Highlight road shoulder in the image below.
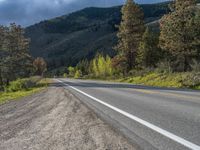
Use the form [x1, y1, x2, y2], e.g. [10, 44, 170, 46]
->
[0, 86, 135, 150]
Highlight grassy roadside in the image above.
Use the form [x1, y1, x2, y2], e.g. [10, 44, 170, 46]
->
[79, 72, 200, 90]
[0, 78, 51, 105]
[116, 72, 200, 90]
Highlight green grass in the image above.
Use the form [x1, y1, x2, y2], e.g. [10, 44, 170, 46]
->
[0, 78, 52, 105]
[0, 88, 44, 105]
[117, 72, 200, 90]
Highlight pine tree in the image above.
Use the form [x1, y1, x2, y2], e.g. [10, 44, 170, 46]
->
[76, 59, 89, 75]
[0, 23, 32, 86]
[159, 0, 200, 72]
[0, 26, 6, 89]
[115, 0, 145, 72]
[137, 27, 162, 68]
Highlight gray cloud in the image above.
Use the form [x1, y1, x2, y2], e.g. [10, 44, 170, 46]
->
[0, 0, 167, 27]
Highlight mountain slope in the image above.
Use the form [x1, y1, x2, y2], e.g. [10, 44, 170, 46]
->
[25, 2, 170, 70]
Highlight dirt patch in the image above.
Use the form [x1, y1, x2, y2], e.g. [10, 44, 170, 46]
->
[0, 86, 135, 150]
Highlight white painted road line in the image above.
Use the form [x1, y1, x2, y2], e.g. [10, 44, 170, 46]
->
[56, 79, 200, 150]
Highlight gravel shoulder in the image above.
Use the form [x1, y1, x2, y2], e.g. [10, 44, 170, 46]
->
[0, 85, 135, 150]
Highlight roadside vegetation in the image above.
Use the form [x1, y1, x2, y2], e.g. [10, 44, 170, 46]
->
[0, 77, 51, 104]
[1, 0, 199, 92]
[0, 24, 48, 104]
[63, 0, 200, 90]
[118, 72, 200, 90]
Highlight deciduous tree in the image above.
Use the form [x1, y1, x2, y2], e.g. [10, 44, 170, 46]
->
[33, 57, 47, 76]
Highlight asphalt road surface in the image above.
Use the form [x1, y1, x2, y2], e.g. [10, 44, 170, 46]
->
[57, 78, 200, 150]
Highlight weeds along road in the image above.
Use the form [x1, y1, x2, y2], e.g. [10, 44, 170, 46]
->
[0, 85, 135, 150]
[57, 78, 200, 150]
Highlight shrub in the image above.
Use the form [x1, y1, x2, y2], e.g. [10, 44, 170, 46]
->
[6, 78, 37, 92]
[90, 54, 113, 77]
[156, 60, 172, 73]
[190, 59, 200, 72]
[68, 66, 76, 77]
[63, 73, 67, 78]
[128, 68, 154, 76]
[182, 72, 200, 88]
[74, 70, 82, 79]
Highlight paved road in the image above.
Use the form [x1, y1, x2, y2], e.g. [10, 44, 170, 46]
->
[57, 78, 200, 150]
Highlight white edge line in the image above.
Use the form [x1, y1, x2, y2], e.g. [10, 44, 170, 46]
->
[56, 79, 200, 150]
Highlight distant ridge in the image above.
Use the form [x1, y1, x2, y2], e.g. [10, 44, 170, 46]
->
[25, 2, 170, 71]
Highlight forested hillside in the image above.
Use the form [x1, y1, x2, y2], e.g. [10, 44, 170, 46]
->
[25, 2, 170, 71]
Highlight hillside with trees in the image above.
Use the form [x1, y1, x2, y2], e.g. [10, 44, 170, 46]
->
[1, 0, 199, 92]
[25, 2, 171, 73]
[66, 0, 200, 89]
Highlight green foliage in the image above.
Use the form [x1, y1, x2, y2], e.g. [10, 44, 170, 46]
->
[74, 70, 82, 79]
[182, 72, 200, 88]
[0, 78, 51, 104]
[68, 66, 76, 77]
[115, 0, 145, 72]
[25, 2, 170, 72]
[90, 54, 113, 78]
[39, 3, 170, 34]
[190, 59, 200, 72]
[0, 88, 43, 105]
[5, 77, 41, 92]
[120, 72, 200, 89]
[137, 27, 163, 68]
[76, 59, 90, 75]
[159, 0, 200, 72]
[156, 60, 172, 74]
[0, 23, 32, 90]
[63, 73, 67, 78]
[105, 55, 113, 76]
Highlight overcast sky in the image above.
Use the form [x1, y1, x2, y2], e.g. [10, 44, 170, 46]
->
[0, 0, 167, 27]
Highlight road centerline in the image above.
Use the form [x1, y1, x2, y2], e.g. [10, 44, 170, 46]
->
[56, 79, 200, 150]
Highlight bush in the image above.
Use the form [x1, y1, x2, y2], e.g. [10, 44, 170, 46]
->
[74, 70, 82, 79]
[182, 72, 200, 88]
[6, 78, 37, 92]
[190, 59, 200, 72]
[90, 54, 113, 78]
[63, 73, 67, 78]
[128, 68, 154, 77]
[156, 60, 172, 73]
[68, 66, 76, 77]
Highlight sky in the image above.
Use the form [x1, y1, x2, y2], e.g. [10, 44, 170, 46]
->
[0, 0, 167, 27]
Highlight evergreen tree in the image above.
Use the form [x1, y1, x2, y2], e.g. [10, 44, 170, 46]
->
[115, 0, 145, 72]
[159, 0, 200, 72]
[76, 59, 89, 75]
[137, 27, 162, 68]
[0, 26, 6, 89]
[0, 23, 32, 86]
